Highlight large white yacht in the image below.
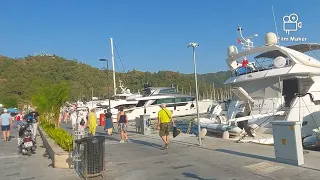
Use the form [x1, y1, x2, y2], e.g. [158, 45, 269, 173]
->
[123, 88, 213, 121]
[196, 26, 320, 144]
[94, 84, 212, 122]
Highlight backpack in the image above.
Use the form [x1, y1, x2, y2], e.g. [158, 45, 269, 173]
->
[80, 118, 85, 126]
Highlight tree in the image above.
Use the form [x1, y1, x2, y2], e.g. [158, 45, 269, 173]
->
[2, 97, 18, 108]
[0, 54, 231, 105]
[32, 82, 70, 128]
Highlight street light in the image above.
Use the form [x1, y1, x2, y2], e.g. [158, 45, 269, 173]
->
[187, 42, 201, 146]
[99, 58, 111, 108]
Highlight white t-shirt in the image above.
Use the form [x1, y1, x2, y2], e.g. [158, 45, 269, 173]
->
[71, 112, 77, 125]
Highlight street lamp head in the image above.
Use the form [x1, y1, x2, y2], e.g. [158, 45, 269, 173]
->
[187, 42, 199, 48]
[99, 58, 108, 62]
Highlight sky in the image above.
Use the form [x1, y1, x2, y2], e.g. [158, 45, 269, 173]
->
[0, 0, 319, 74]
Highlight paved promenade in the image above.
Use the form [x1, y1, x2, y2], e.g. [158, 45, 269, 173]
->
[61, 123, 320, 180]
[0, 128, 78, 180]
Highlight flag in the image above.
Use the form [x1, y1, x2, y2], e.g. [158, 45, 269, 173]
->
[242, 56, 248, 67]
[237, 38, 242, 44]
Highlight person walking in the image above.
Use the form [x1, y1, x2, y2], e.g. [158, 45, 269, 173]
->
[157, 103, 175, 149]
[70, 110, 78, 130]
[117, 107, 129, 143]
[88, 109, 97, 136]
[27, 108, 40, 141]
[15, 111, 23, 129]
[0, 109, 13, 141]
[104, 109, 113, 135]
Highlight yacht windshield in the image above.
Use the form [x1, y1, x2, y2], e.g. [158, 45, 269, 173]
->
[110, 95, 127, 100]
[159, 88, 177, 94]
[142, 88, 152, 96]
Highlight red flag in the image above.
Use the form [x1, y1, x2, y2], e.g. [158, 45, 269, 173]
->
[242, 56, 248, 67]
[237, 38, 242, 44]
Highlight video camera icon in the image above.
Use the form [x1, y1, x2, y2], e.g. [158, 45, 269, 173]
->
[283, 13, 302, 35]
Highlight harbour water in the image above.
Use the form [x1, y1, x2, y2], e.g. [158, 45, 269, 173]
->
[173, 117, 199, 134]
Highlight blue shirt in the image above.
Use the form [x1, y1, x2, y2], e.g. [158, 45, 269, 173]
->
[0, 113, 11, 126]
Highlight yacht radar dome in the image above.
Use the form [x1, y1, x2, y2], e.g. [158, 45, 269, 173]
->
[265, 32, 278, 46]
[227, 45, 238, 57]
[273, 56, 286, 68]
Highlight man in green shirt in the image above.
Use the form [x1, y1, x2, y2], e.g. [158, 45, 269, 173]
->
[157, 103, 175, 149]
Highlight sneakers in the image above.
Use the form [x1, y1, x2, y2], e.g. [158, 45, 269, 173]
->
[120, 139, 130, 143]
[163, 144, 169, 149]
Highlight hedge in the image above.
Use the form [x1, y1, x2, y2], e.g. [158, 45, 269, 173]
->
[41, 122, 73, 152]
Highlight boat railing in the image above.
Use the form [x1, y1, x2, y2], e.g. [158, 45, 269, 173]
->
[233, 57, 292, 77]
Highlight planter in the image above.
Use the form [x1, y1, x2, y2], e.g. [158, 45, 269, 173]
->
[38, 126, 72, 169]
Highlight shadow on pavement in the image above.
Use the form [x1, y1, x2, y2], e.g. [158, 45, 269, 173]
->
[215, 148, 276, 162]
[182, 172, 216, 180]
[130, 139, 163, 150]
[96, 132, 120, 142]
[96, 131, 163, 149]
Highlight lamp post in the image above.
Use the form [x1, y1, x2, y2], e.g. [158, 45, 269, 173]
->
[187, 42, 201, 146]
[99, 59, 111, 108]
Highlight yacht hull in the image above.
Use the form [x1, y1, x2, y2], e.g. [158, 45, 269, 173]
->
[125, 100, 213, 121]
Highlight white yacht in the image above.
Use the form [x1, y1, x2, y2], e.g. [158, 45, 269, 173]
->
[94, 84, 206, 122]
[123, 88, 213, 121]
[196, 26, 320, 144]
[93, 81, 140, 120]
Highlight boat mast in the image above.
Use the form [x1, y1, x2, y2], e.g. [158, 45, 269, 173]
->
[110, 38, 116, 95]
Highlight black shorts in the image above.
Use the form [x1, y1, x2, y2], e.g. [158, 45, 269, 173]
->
[1, 125, 10, 131]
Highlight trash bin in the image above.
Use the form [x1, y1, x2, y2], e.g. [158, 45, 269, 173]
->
[75, 136, 105, 179]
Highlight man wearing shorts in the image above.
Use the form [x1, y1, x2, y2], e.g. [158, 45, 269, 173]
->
[0, 109, 13, 141]
[157, 103, 175, 149]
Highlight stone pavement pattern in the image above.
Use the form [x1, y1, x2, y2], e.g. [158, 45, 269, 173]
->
[4, 122, 318, 180]
[62, 123, 320, 180]
[0, 128, 79, 180]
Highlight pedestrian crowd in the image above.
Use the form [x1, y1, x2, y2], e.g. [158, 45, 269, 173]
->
[1, 102, 178, 149]
[0, 108, 39, 142]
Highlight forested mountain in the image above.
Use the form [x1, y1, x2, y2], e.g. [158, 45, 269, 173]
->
[0, 55, 231, 107]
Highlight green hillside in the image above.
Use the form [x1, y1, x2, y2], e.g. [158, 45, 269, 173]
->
[0, 55, 231, 107]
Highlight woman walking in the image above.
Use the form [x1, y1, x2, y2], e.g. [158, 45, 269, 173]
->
[71, 110, 77, 130]
[88, 109, 97, 136]
[104, 109, 113, 135]
[117, 107, 129, 143]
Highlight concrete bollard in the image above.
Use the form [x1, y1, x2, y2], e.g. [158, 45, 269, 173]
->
[222, 131, 230, 139]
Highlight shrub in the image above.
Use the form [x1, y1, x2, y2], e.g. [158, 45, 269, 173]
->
[41, 122, 73, 152]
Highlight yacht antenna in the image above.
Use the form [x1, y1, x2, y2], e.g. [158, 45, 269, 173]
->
[271, 6, 280, 45]
[237, 25, 258, 51]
